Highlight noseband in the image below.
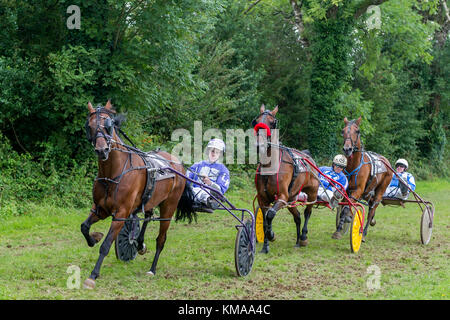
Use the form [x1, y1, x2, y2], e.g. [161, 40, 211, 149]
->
[85, 107, 116, 148]
[251, 111, 278, 137]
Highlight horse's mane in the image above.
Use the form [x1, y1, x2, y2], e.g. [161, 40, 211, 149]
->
[113, 113, 126, 130]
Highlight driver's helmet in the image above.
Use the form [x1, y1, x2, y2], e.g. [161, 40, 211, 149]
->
[206, 138, 226, 153]
[332, 154, 347, 168]
[395, 158, 409, 170]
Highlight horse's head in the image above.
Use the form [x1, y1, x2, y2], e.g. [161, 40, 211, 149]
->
[85, 100, 117, 161]
[251, 104, 278, 149]
[342, 116, 362, 158]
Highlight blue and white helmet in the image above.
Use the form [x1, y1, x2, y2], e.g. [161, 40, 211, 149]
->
[395, 158, 409, 170]
[333, 154, 347, 168]
[206, 138, 226, 153]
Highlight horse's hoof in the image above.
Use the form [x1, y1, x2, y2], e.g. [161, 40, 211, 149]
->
[370, 219, 376, 226]
[260, 247, 269, 254]
[332, 231, 342, 240]
[83, 278, 96, 289]
[138, 243, 147, 255]
[90, 232, 104, 243]
[299, 239, 308, 247]
[362, 236, 366, 243]
[146, 271, 155, 276]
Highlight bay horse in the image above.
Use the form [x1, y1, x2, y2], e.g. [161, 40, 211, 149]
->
[333, 116, 393, 241]
[81, 100, 195, 289]
[253, 104, 319, 254]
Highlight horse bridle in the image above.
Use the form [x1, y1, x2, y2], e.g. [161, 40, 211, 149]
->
[85, 107, 116, 148]
[251, 111, 278, 136]
[342, 120, 361, 154]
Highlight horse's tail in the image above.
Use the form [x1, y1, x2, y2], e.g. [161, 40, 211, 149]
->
[176, 182, 197, 223]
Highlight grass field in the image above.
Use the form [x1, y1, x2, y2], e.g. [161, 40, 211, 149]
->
[0, 179, 448, 300]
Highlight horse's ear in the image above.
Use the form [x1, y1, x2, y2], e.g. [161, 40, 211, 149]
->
[344, 117, 349, 124]
[271, 105, 278, 116]
[88, 102, 95, 113]
[356, 116, 362, 126]
[260, 104, 265, 113]
[105, 99, 112, 110]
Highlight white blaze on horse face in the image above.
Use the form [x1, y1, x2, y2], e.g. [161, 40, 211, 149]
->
[343, 124, 357, 156]
[92, 117, 111, 161]
[343, 136, 353, 153]
[256, 129, 268, 149]
[257, 128, 280, 173]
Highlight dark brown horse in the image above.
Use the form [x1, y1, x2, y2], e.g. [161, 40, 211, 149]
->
[81, 100, 195, 289]
[333, 116, 393, 241]
[253, 104, 319, 254]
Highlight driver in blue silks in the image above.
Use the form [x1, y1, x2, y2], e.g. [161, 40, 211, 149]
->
[187, 138, 230, 210]
[317, 154, 349, 209]
[383, 158, 416, 200]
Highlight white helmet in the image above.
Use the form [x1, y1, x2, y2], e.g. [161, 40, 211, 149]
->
[395, 158, 408, 169]
[206, 138, 226, 152]
[333, 154, 347, 168]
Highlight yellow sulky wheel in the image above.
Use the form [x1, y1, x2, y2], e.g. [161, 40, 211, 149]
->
[350, 208, 363, 253]
[255, 206, 265, 243]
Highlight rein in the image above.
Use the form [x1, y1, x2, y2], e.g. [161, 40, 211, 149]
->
[344, 150, 371, 186]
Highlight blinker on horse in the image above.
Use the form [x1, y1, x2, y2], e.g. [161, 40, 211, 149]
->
[81, 100, 196, 289]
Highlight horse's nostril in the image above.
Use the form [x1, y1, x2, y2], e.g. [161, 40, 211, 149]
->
[95, 148, 108, 160]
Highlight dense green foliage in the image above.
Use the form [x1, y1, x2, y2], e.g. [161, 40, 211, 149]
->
[0, 0, 448, 208]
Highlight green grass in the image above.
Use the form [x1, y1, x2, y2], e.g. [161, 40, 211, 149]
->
[0, 179, 449, 300]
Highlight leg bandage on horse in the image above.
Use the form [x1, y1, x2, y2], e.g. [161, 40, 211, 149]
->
[266, 199, 288, 220]
[369, 200, 380, 210]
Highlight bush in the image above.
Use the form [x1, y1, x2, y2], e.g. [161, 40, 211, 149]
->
[0, 134, 94, 216]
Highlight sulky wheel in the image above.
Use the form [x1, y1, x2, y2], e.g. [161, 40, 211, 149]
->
[350, 208, 363, 253]
[255, 206, 264, 243]
[115, 217, 140, 262]
[235, 220, 256, 277]
[420, 204, 434, 245]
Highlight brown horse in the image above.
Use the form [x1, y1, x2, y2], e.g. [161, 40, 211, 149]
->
[333, 116, 393, 241]
[253, 104, 319, 254]
[81, 100, 195, 289]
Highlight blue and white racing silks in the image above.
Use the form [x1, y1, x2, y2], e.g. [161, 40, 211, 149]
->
[387, 172, 416, 191]
[384, 172, 416, 199]
[187, 161, 230, 195]
[318, 166, 349, 192]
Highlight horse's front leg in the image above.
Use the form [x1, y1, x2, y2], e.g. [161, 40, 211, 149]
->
[81, 204, 104, 247]
[287, 206, 302, 247]
[333, 188, 363, 239]
[147, 198, 177, 276]
[137, 209, 153, 255]
[261, 199, 287, 254]
[83, 219, 124, 289]
[363, 200, 381, 242]
[260, 207, 270, 254]
[300, 205, 313, 246]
